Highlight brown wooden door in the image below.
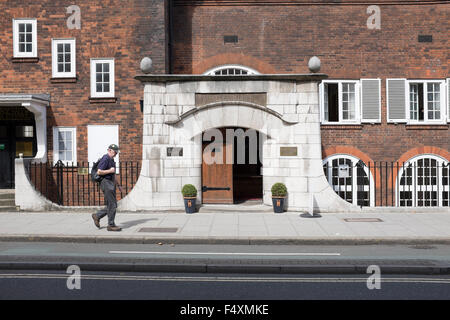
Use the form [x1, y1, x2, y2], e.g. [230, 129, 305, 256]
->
[202, 129, 233, 204]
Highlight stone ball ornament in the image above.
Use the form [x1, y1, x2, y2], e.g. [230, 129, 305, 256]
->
[140, 57, 153, 74]
[308, 56, 321, 73]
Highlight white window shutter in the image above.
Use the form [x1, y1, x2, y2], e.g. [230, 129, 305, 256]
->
[387, 78, 407, 123]
[447, 78, 450, 122]
[361, 79, 381, 123]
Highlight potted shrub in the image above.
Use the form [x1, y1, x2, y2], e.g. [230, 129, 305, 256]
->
[182, 184, 197, 214]
[271, 182, 287, 213]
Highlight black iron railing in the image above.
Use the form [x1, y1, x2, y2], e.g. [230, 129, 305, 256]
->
[26, 159, 449, 208]
[323, 161, 450, 207]
[27, 161, 140, 206]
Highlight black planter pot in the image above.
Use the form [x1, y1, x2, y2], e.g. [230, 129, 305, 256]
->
[272, 197, 285, 213]
[184, 197, 197, 214]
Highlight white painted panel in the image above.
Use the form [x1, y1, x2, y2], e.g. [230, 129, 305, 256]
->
[87, 125, 119, 172]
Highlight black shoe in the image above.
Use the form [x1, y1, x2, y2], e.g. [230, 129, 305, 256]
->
[92, 214, 100, 229]
[107, 225, 122, 232]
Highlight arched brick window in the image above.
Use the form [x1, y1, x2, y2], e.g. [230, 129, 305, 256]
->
[204, 65, 260, 76]
[397, 155, 449, 207]
[323, 154, 375, 207]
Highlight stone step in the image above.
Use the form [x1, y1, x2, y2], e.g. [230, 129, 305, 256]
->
[0, 206, 18, 212]
[198, 203, 273, 213]
[0, 189, 15, 200]
[0, 199, 15, 206]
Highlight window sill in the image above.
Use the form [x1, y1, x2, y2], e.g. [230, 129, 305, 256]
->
[51, 77, 77, 83]
[12, 57, 39, 63]
[89, 97, 118, 104]
[321, 124, 363, 130]
[406, 124, 449, 130]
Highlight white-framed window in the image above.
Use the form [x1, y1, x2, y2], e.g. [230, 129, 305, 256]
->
[397, 154, 449, 207]
[90, 58, 115, 98]
[53, 127, 77, 165]
[407, 80, 446, 124]
[13, 19, 37, 58]
[203, 65, 260, 76]
[320, 80, 361, 124]
[387, 78, 447, 124]
[52, 39, 76, 78]
[323, 154, 375, 207]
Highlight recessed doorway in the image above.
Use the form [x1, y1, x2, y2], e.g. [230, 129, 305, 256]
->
[0, 106, 37, 188]
[201, 127, 263, 204]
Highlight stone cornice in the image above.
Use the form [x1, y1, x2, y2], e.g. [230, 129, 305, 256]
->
[135, 74, 328, 83]
[0, 94, 50, 106]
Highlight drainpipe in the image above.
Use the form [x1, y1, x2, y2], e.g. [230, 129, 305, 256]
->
[167, 0, 174, 74]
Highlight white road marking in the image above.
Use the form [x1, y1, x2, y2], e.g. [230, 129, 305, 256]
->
[108, 251, 342, 256]
[1, 273, 450, 284]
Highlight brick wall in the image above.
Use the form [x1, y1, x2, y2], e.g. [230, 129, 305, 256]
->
[171, 0, 449, 162]
[0, 0, 168, 163]
[1, 0, 448, 166]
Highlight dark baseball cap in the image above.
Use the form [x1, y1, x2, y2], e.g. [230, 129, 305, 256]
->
[108, 144, 120, 152]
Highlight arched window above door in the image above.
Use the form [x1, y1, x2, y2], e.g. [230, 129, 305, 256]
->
[204, 65, 260, 76]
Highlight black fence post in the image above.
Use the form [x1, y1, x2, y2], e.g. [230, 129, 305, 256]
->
[54, 160, 64, 206]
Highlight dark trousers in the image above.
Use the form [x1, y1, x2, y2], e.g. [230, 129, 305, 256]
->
[96, 178, 117, 226]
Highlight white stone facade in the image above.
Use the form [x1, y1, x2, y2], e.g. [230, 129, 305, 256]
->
[119, 76, 360, 212]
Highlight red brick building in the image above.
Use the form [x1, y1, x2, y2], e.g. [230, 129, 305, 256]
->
[1, 0, 449, 208]
[171, 0, 449, 159]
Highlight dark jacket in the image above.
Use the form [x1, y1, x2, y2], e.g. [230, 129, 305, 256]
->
[97, 154, 116, 181]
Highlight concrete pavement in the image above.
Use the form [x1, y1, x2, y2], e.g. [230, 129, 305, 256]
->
[1, 209, 450, 244]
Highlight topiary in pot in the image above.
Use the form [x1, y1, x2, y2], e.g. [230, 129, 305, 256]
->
[182, 184, 197, 213]
[271, 182, 287, 213]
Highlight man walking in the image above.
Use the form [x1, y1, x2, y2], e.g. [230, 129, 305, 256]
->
[91, 144, 122, 231]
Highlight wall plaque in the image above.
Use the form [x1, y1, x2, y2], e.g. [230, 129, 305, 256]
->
[78, 168, 89, 175]
[280, 147, 298, 157]
[167, 147, 183, 157]
[196, 93, 267, 107]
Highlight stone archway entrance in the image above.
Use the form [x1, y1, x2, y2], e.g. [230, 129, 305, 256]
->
[201, 127, 263, 204]
[120, 74, 361, 213]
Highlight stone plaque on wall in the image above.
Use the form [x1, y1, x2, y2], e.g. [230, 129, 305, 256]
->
[280, 147, 298, 157]
[195, 93, 267, 107]
[167, 147, 183, 157]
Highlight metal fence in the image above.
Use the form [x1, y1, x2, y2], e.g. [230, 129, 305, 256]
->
[27, 160, 140, 206]
[323, 160, 450, 207]
[26, 159, 449, 208]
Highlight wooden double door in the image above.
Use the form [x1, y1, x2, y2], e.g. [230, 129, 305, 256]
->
[201, 127, 262, 204]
